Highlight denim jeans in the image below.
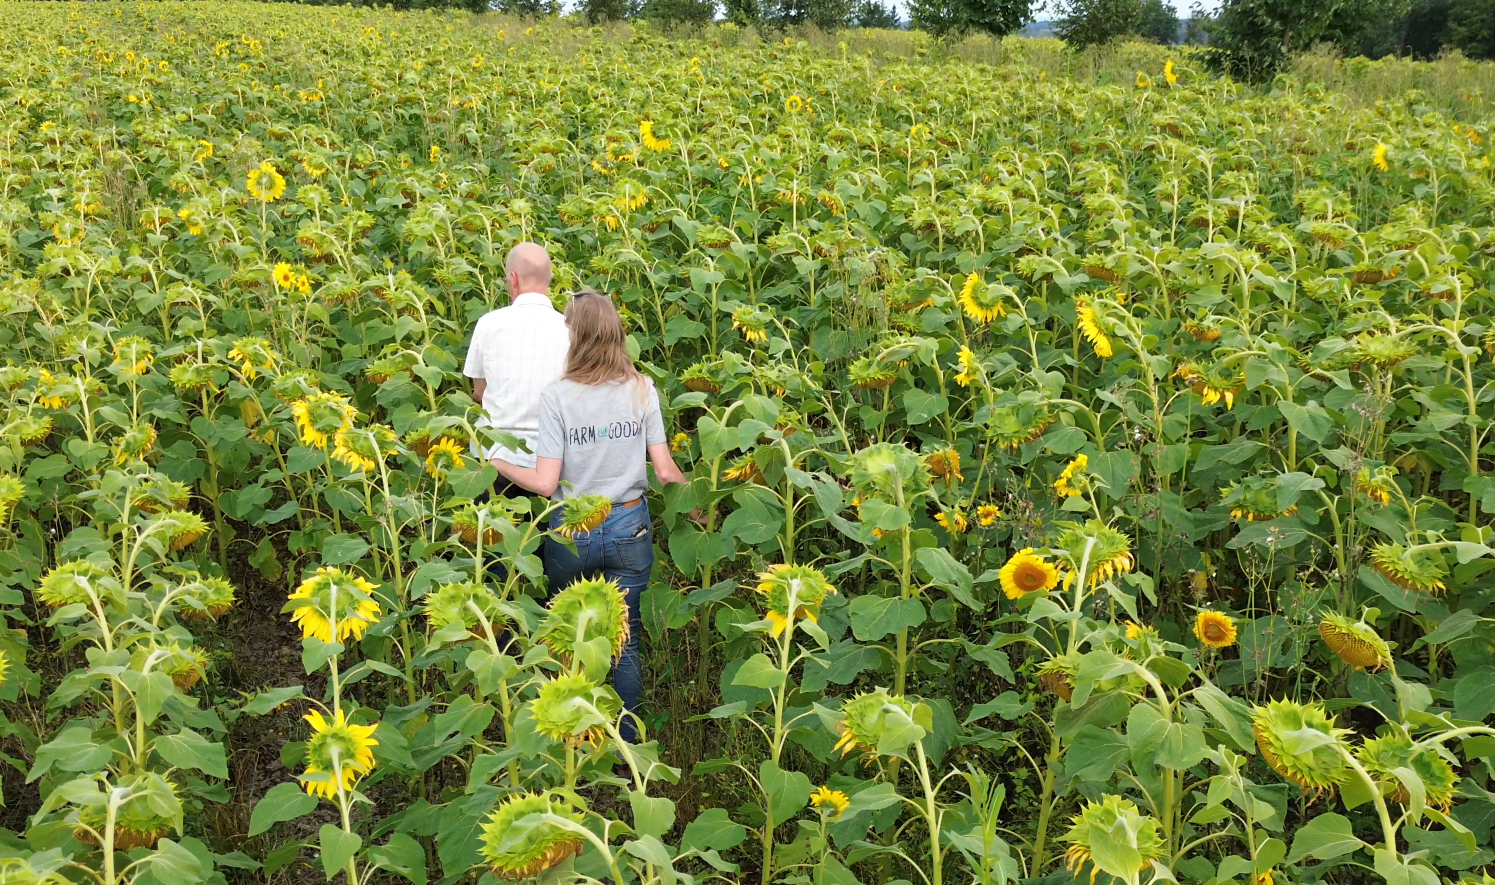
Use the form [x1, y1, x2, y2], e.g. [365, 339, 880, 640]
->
[543, 499, 652, 742]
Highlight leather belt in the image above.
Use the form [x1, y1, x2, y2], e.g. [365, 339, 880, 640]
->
[619, 498, 643, 509]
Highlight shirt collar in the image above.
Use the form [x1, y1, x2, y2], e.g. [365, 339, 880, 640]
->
[513, 291, 554, 309]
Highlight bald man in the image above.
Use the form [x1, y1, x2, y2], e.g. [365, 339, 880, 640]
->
[463, 243, 570, 495]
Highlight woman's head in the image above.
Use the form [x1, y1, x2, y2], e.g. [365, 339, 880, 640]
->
[563, 290, 641, 387]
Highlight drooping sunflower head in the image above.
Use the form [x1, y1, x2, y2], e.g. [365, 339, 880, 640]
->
[529, 672, 621, 747]
[1193, 610, 1237, 649]
[134, 476, 191, 514]
[37, 560, 120, 608]
[155, 509, 209, 551]
[292, 392, 359, 451]
[423, 581, 504, 642]
[754, 564, 836, 637]
[536, 577, 630, 673]
[300, 708, 379, 800]
[810, 785, 850, 820]
[269, 369, 321, 403]
[957, 274, 1009, 324]
[953, 345, 983, 388]
[849, 354, 899, 390]
[731, 304, 773, 344]
[365, 353, 412, 384]
[722, 454, 763, 484]
[555, 494, 612, 539]
[986, 402, 1053, 451]
[833, 689, 926, 760]
[999, 548, 1062, 600]
[1055, 520, 1135, 587]
[75, 772, 181, 851]
[285, 568, 383, 645]
[849, 442, 931, 504]
[1356, 731, 1457, 812]
[451, 503, 507, 546]
[1220, 477, 1298, 522]
[1172, 359, 1246, 409]
[110, 335, 155, 376]
[330, 424, 397, 474]
[925, 448, 962, 485]
[424, 438, 465, 480]
[1073, 296, 1114, 359]
[1061, 795, 1164, 883]
[1353, 466, 1396, 506]
[478, 792, 587, 880]
[1369, 541, 1448, 595]
[1183, 317, 1222, 341]
[176, 574, 237, 619]
[1053, 454, 1088, 498]
[227, 336, 278, 379]
[1252, 699, 1349, 795]
[1037, 654, 1079, 702]
[1350, 333, 1416, 370]
[681, 360, 722, 394]
[1318, 611, 1391, 671]
[151, 643, 210, 691]
[11, 414, 52, 446]
[113, 422, 158, 465]
[934, 510, 969, 535]
[0, 474, 25, 523]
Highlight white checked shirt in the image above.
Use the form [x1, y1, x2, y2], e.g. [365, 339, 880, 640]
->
[462, 292, 570, 467]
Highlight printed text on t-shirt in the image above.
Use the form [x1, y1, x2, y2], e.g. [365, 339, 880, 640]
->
[567, 419, 644, 446]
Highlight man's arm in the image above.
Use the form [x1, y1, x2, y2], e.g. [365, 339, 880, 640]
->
[491, 456, 561, 497]
[472, 378, 486, 404]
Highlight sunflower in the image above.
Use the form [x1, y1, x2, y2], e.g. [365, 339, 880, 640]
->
[0, 475, 24, 523]
[285, 568, 383, 645]
[169, 360, 216, 394]
[177, 574, 237, 619]
[785, 94, 805, 113]
[1193, 610, 1237, 649]
[1036, 655, 1078, 701]
[849, 354, 899, 389]
[1172, 361, 1245, 409]
[156, 644, 209, 691]
[478, 793, 587, 880]
[113, 422, 158, 465]
[158, 509, 209, 551]
[246, 160, 286, 201]
[135, 476, 192, 514]
[227, 337, 278, 379]
[1183, 318, 1221, 341]
[555, 494, 612, 539]
[75, 772, 180, 851]
[36, 560, 119, 608]
[300, 708, 378, 799]
[935, 510, 968, 535]
[365, 354, 411, 384]
[111, 335, 154, 376]
[810, 786, 849, 821]
[1062, 795, 1164, 884]
[670, 432, 689, 453]
[425, 437, 464, 480]
[1252, 699, 1348, 795]
[681, 361, 721, 394]
[850, 442, 932, 502]
[34, 369, 72, 410]
[1221, 479, 1299, 522]
[428, 144, 441, 163]
[1369, 541, 1447, 594]
[1354, 467, 1395, 505]
[1053, 454, 1087, 498]
[1372, 143, 1389, 172]
[423, 581, 504, 640]
[639, 119, 670, 152]
[529, 672, 620, 747]
[1349, 333, 1416, 369]
[1074, 298, 1113, 359]
[722, 455, 762, 484]
[1163, 58, 1178, 86]
[535, 577, 631, 669]
[976, 503, 1001, 527]
[331, 424, 395, 474]
[291, 392, 358, 451]
[194, 140, 213, 162]
[999, 549, 1062, 600]
[986, 403, 1053, 451]
[957, 273, 1008, 323]
[926, 448, 962, 485]
[754, 563, 835, 637]
[1357, 732, 1456, 811]
[12, 415, 51, 445]
[833, 689, 921, 759]
[1319, 611, 1391, 670]
[272, 262, 297, 290]
[452, 504, 505, 546]
[954, 345, 982, 387]
[1055, 520, 1134, 587]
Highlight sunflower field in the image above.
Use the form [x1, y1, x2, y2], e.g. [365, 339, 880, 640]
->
[2, 2, 1495, 884]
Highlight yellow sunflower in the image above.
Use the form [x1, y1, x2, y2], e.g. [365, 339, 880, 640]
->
[1053, 454, 1087, 498]
[957, 272, 1008, 323]
[424, 437, 465, 480]
[246, 160, 286, 202]
[810, 786, 849, 821]
[286, 567, 382, 645]
[1193, 610, 1237, 649]
[300, 708, 378, 800]
[1074, 298, 1114, 359]
[935, 510, 968, 535]
[954, 345, 982, 387]
[1000, 549, 1062, 599]
[976, 503, 1001, 527]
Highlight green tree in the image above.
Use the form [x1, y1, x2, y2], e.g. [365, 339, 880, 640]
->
[1054, 0, 1144, 48]
[1136, 0, 1180, 42]
[1203, 0, 1348, 82]
[908, 0, 1032, 38]
[1401, 0, 1452, 58]
[723, 0, 760, 23]
[1448, 0, 1495, 58]
[581, 0, 639, 21]
[641, 0, 719, 25]
[852, 0, 902, 27]
[1325, 0, 1412, 57]
[760, 0, 855, 29]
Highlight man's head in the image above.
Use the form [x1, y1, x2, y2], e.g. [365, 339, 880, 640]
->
[505, 242, 552, 299]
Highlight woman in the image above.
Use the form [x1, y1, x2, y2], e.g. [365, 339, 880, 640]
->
[490, 290, 687, 742]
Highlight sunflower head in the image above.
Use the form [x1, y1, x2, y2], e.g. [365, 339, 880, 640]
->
[536, 577, 630, 678]
[0, 474, 24, 523]
[155, 509, 209, 551]
[556, 494, 612, 539]
[849, 354, 899, 390]
[529, 672, 621, 747]
[1220, 477, 1298, 522]
[269, 369, 321, 403]
[11, 414, 52, 445]
[114, 422, 158, 465]
[227, 337, 278, 379]
[1036, 654, 1078, 702]
[1073, 296, 1114, 359]
[479, 792, 587, 880]
[111, 335, 155, 376]
[1053, 454, 1088, 498]
[1369, 541, 1448, 595]
[285, 568, 382, 646]
[722, 454, 763, 484]
[1061, 795, 1164, 883]
[953, 345, 983, 388]
[135, 476, 191, 514]
[976, 503, 1001, 527]
[731, 305, 772, 344]
[681, 360, 722, 394]
[1055, 520, 1135, 587]
[301, 708, 379, 800]
[1357, 732, 1457, 812]
[246, 160, 287, 202]
[365, 353, 412, 384]
[1252, 699, 1349, 795]
[957, 274, 1010, 324]
[1193, 610, 1237, 649]
[331, 424, 397, 474]
[754, 564, 836, 637]
[1000, 548, 1062, 600]
[1350, 333, 1416, 370]
[451, 503, 507, 546]
[176, 574, 237, 619]
[850, 442, 931, 505]
[1318, 611, 1391, 671]
[833, 689, 927, 760]
[291, 392, 358, 451]
[925, 448, 962, 485]
[986, 402, 1052, 451]
[424, 438, 465, 480]
[423, 581, 504, 643]
[152, 643, 209, 691]
[75, 772, 181, 851]
[37, 560, 120, 608]
[810, 786, 850, 820]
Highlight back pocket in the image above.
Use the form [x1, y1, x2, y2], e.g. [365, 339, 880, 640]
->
[611, 522, 653, 575]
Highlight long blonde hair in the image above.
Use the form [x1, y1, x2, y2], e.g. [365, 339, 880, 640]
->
[563, 290, 644, 390]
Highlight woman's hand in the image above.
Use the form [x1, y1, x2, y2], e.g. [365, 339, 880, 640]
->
[489, 456, 562, 497]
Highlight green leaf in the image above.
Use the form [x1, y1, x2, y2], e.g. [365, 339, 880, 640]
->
[319, 825, 363, 880]
[848, 595, 926, 642]
[29, 725, 112, 782]
[319, 534, 371, 566]
[368, 832, 429, 885]
[154, 729, 229, 779]
[241, 685, 306, 716]
[732, 653, 785, 688]
[1287, 812, 1365, 863]
[1064, 725, 1130, 783]
[902, 389, 949, 424]
[448, 463, 499, 500]
[759, 759, 812, 824]
[915, 547, 980, 610]
[629, 790, 676, 839]
[681, 808, 747, 852]
[1278, 400, 1334, 442]
[248, 782, 319, 838]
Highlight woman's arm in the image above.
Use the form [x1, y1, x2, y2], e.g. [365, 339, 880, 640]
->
[490, 456, 562, 497]
[647, 444, 687, 486]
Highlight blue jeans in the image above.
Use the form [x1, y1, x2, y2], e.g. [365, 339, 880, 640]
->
[543, 500, 652, 742]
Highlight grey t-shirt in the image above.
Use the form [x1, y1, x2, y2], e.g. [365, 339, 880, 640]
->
[535, 377, 666, 503]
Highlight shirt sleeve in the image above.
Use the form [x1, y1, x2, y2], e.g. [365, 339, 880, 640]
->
[643, 382, 666, 447]
[535, 386, 565, 460]
[462, 317, 486, 379]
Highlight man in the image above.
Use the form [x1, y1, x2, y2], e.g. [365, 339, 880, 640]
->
[463, 242, 570, 498]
